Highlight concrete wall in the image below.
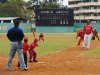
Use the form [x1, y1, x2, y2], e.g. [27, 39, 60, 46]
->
[36, 26, 74, 32]
[0, 23, 32, 33]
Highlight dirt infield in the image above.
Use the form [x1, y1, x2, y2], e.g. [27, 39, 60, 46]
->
[0, 41, 100, 75]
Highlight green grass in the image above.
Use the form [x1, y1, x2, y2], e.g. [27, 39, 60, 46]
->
[36, 33, 76, 55]
[0, 33, 76, 56]
[80, 46, 100, 57]
[1, 33, 100, 58]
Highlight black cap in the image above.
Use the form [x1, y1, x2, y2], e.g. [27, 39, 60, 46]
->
[14, 20, 19, 24]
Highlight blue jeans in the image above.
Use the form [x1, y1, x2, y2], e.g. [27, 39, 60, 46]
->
[7, 42, 26, 69]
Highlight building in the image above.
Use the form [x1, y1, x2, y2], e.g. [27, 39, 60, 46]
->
[68, 0, 100, 24]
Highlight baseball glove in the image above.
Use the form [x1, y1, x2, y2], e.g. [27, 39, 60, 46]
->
[92, 36, 95, 40]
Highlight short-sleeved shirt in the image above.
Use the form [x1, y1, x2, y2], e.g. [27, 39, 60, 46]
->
[39, 34, 44, 38]
[77, 31, 84, 38]
[29, 42, 38, 50]
[83, 24, 93, 34]
[23, 42, 29, 53]
[7, 27, 24, 42]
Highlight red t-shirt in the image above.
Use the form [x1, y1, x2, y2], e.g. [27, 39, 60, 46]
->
[23, 42, 29, 53]
[83, 24, 93, 34]
[29, 42, 38, 50]
[77, 31, 84, 38]
[39, 34, 44, 38]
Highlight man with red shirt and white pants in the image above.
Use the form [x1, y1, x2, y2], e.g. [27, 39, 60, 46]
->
[82, 20, 93, 49]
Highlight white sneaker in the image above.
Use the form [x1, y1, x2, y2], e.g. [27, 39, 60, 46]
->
[27, 67, 29, 69]
[7, 67, 12, 71]
[23, 67, 28, 71]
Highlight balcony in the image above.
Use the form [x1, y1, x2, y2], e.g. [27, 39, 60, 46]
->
[74, 9, 99, 14]
[74, 16, 85, 20]
[69, 0, 81, 1]
[74, 16, 100, 20]
[68, 4, 80, 8]
[85, 2, 98, 6]
[74, 2, 99, 7]
[74, 10, 80, 14]
[97, 16, 100, 19]
[98, 9, 100, 12]
[74, 16, 80, 20]
[69, 2, 99, 8]
[84, 9, 98, 13]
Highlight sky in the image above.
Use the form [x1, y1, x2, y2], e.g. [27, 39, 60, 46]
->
[24, 0, 68, 6]
[63, 0, 68, 6]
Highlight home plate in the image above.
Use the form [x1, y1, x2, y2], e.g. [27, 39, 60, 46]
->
[37, 62, 46, 64]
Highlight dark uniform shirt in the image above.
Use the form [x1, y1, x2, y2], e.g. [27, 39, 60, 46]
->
[7, 27, 24, 42]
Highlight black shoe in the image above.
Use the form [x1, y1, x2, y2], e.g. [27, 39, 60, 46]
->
[23, 68, 28, 71]
[33, 60, 38, 62]
[29, 60, 32, 63]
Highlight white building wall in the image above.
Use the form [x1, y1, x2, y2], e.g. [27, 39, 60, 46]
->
[68, 0, 100, 23]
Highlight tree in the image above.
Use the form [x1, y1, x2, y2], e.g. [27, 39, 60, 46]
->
[0, 0, 34, 19]
[39, 0, 60, 9]
[0, 0, 7, 4]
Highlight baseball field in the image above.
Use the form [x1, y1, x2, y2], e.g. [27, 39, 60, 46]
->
[0, 33, 100, 75]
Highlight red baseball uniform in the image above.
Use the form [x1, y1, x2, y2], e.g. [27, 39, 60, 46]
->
[83, 24, 93, 34]
[77, 31, 84, 39]
[30, 42, 38, 50]
[18, 37, 29, 67]
[39, 34, 44, 38]
[76, 30, 84, 46]
[29, 41, 38, 62]
[82, 23, 93, 49]
[92, 29, 99, 40]
[39, 33, 44, 41]
[23, 42, 29, 53]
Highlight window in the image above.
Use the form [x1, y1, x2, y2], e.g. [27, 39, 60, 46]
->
[3, 20, 11, 23]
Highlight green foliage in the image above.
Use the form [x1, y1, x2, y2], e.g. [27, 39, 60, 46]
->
[39, 0, 67, 9]
[0, 0, 7, 4]
[39, 1, 60, 9]
[0, 0, 33, 18]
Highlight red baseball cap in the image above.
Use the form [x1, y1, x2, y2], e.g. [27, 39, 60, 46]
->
[23, 37, 28, 41]
[34, 37, 39, 42]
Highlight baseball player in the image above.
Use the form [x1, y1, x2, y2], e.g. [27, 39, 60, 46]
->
[29, 37, 39, 62]
[39, 33, 44, 42]
[32, 31, 35, 37]
[92, 28, 99, 40]
[76, 28, 84, 47]
[82, 20, 93, 49]
[17, 37, 29, 68]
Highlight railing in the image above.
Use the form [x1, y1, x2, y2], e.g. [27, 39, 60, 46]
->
[68, 4, 80, 8]
[74, 9, 98, 14]
[69, 2, 99, 8]
[74, 16, 100, 20]
[68, 0, 81, 1]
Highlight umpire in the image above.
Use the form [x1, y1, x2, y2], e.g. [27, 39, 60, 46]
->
[7, 20, 28, 71]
